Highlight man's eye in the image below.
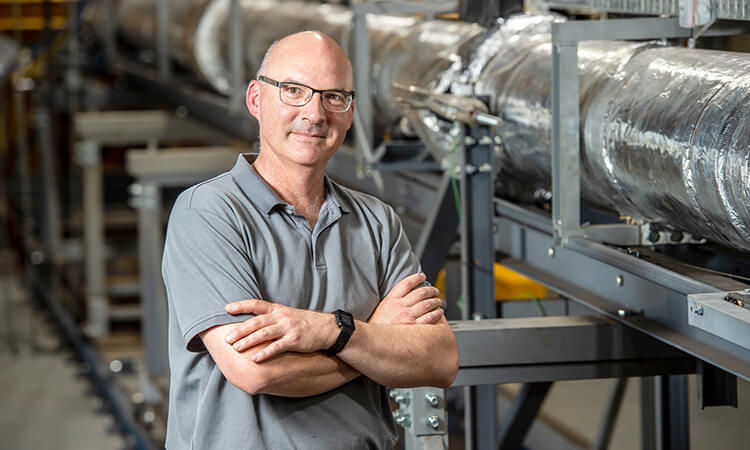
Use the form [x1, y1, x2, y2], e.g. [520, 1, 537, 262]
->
[284, 86, 304, 97]
[324, 93, 345, 105]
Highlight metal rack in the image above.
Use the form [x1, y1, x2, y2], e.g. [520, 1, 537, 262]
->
[57, 1, 750, 448]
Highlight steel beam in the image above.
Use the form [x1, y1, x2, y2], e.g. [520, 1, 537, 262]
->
[415, 173, 460, 283]
[74, 111, 223, 145]
[460, 125, 497, 450]
[497, 382, 552, 450]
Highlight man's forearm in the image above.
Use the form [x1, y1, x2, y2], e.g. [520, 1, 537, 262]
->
[249, 345, 360, 397]
[337, 318, 458, 388]
[201, 324, 359, 397]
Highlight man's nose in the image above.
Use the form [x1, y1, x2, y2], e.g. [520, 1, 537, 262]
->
[300, 92, 326, 123]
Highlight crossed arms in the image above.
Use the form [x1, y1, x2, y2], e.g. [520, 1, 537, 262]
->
[200, 273, 459, 397]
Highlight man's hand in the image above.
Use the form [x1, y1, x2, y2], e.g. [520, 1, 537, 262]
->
[369, 273, 444, 325]
[223, 300, 338, 362]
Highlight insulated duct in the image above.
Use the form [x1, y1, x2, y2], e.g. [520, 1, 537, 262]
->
[105, 0, 750, 253]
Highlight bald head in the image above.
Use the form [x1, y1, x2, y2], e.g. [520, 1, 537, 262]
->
[257, 31, 353, 91]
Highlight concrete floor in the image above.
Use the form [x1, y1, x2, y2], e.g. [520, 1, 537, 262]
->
[0, 278, 125, 450]
[505, 375, 750, 449]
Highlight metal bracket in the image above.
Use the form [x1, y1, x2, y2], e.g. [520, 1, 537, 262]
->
[391, 387, 447, 450]
[687, 291, 750, 351]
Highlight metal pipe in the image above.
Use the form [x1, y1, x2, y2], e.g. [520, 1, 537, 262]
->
[104, 1, 750, 253]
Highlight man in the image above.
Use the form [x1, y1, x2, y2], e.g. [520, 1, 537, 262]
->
[162, 31, 459, 449]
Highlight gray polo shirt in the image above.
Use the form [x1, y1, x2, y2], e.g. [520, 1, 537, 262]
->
[162, 153, 420, 449]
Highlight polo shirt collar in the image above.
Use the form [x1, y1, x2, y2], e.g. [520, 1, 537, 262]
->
[231, 153, 350, 215]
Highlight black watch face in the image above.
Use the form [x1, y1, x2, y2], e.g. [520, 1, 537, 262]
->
[338, 311, 355, 328]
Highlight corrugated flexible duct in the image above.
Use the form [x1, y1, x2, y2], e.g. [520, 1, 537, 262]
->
[107, 0, 750, 252]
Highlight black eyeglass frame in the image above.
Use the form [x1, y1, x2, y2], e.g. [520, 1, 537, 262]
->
[257, 75, 356, 112]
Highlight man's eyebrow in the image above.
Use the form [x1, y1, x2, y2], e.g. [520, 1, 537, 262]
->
[282, 79, 351, 92]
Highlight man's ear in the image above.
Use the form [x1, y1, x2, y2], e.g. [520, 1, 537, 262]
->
[246, 80, 260, 119]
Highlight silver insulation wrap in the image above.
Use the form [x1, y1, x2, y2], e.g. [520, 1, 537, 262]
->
[108, 0, 750, 252]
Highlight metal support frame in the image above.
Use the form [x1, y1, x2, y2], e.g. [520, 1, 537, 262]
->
[696, 360, 737, 408]
[350, 0, 457, 177]
[229, 0, 245, 114]
[392, 387, 448, 450]
[460, 124, 497, 450]
[550, 17, 750, 247]
[593, 377, 628, 450]
[76, 140, 108, 336]
[415, 172, 460, 282]
[640, 375, 691, 450]
[125, 147, 241, 404]
[155, 0, 170, 80]
[73, 111, 224, 338]
[497, 382, 552, 449]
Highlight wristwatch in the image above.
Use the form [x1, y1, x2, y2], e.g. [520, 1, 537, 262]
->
[325, 309, 355, 355]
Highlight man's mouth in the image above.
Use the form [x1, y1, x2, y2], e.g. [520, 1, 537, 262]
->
[291, 131, 326, 140]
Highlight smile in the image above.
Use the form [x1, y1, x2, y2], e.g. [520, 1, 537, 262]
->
[291, 131, 326, 140]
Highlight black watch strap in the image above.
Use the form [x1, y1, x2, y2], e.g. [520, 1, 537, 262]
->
[325, 310, 355, 355]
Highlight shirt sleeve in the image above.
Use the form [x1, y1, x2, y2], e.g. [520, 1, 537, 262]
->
[162, 204, 262, 352]
[377, 204, 423, 298]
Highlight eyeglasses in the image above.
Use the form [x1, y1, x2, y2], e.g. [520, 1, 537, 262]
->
[258, 75, 355, 113]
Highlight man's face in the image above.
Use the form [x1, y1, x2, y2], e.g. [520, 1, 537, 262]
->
[247, 39, 354, 169]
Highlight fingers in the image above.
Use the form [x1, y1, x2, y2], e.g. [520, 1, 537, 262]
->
[225, 299, 273, 315]
[224, 314, 275, 345]
[403, 286, 441, 307]
[250, 336, 293, 362]
[410, 297, 443, 317]
[385, 273, 427, 299]
[230, 323, 285, 352]
[415, 308, 444, 324]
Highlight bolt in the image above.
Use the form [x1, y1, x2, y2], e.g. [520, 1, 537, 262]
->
[464, 164, 477, 175]
[395, 414, 411, 427]
[694, 305, 704, 316]
[669, 231, 684, 242]
[109, 360, 123, 374]
[427, 415, 441, 430]
[464, 136, 476, 146]
[389, 390, 398, 400]
[616, 275, 624, 287]
[175, 105, 189, 118]
[547, 247, 555, 257]
[647, 231, 660, 243]
[617, 309, 627, 318]
[143, 409, 156, 425]
[425, 393, 440, 407]
[494, 135, 502, 145]
[393, 392, 410, 405]
[479, 136, 492, 145]
[30, 251, 45, 265]
[478, 163, 492, 173]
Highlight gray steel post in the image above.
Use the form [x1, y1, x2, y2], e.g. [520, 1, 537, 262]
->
[103, 0, 118, 63]
[13, 75, 35, 294]
[497, 381, 553, 449]
[34, 95, 62, 263]
[642, 375, 691, 450]
[156, 0, 170, 80]
[78, 141, 109, 337]
[352, 9, 373, 159]
[229, 0, 245, 114]
[551, 41, 580, 243]
[460, 125, 497, 450]
[415, 172, 460, 283]
[134, 181, 169, 400]
[594, 377, 628, 450]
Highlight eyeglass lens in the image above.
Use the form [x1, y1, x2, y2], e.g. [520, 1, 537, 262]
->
[279, 83, 351, 112]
